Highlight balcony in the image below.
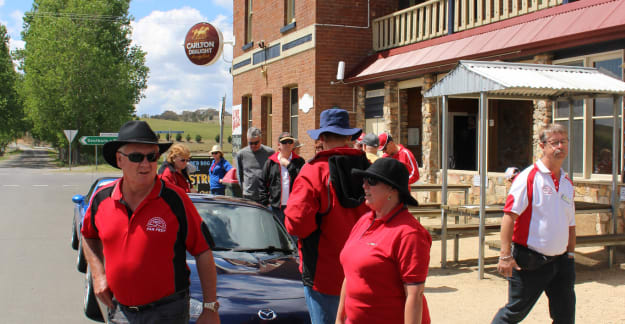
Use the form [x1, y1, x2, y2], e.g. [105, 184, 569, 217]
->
[373, 0, 563, 51]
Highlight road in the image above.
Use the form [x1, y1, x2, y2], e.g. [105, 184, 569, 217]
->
[0, 148, 120, 323]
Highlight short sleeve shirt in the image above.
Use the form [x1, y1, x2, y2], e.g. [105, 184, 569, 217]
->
[504, 159, 575, 256]
[340, 204, 432, 324]
[81, 178, 212, 306]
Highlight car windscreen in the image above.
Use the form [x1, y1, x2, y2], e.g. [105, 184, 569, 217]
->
[194, 203, 294, 253]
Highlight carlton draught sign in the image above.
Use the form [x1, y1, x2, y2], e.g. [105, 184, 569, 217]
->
[184, 22, 223, 66]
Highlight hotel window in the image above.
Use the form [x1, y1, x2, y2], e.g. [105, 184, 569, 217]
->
[247, 96, 253, 128]
[245, 0, 253, 44]
[290, 87, 298, 139]
[553, 51, 624, 178]
[285, 0, 295, 25]
[264, 96, 272, 145]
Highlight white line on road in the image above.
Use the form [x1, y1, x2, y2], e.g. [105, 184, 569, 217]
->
[63, 185, 79, 187]
[32, 184, 49, 187]
[2, 185, 19, 187]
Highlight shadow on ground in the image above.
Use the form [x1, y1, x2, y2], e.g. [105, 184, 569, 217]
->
[0, 148, 57, 169]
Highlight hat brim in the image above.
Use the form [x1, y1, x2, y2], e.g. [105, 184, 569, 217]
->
[103, 140, 172, 169]
[210, 149, 223, 154]
[351, 168, 419, 206]
[307, 126, 362, 141]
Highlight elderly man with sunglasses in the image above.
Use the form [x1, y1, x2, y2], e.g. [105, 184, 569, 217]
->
[81, 121, 220, 324]
[235, 127, 274, 203]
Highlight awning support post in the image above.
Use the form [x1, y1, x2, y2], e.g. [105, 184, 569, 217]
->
[478, 91, 488, 280]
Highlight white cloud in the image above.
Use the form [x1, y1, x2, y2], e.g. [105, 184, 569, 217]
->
[212, 0, 233, 10]
[131, 7, 233, 117]
[0, 0, 5, 7]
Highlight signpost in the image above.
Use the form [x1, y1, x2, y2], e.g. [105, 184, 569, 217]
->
[63, 130, 78, 171]
[79, 135, 117, 171]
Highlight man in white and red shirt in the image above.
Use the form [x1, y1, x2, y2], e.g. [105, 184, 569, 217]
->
[492, 124, 576, 324]
[378, 132, 420, 184]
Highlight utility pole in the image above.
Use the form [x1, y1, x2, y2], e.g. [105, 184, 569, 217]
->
[220, 95, 226, 148]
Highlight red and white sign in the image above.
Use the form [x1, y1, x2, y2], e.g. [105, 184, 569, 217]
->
[184, 22, 223, 66]
[232, 104, 241, 136]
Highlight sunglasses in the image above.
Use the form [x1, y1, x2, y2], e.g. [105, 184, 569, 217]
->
[178, 158, 190, 162]
[211, 152, 220, 155]
[363, 177, 380, 186]
[249, 140, 260, 145]
[118, 151, 160, 163]
[280, 140, 294, 144]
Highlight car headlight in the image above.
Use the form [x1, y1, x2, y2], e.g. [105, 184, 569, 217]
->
[189, 298, 203, 320]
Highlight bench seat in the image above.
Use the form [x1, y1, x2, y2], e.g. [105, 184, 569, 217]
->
[487, 234, 625, 251]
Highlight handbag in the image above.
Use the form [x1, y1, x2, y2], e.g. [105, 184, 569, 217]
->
[512, 243, 556, 271]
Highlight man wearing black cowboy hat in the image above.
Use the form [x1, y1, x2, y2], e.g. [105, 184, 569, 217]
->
[81, 120, 220, 324]
[284, 107, 370, 324]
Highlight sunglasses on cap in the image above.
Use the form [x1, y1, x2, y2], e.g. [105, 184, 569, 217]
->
[363, 177, 380, 186]
[118, 151, 160, 163]
[280, 139, 294, 144]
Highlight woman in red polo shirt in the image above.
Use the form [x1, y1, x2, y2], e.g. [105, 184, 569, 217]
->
[158, 143, 196, 193]
[337, 158, 432, 324]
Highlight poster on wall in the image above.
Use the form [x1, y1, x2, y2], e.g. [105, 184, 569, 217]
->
[231, 104, 242, 153]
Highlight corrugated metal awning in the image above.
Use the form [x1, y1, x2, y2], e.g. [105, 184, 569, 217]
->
[423, 60, 625, 99]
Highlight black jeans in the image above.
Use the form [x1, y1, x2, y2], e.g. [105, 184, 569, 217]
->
[492, 253, 576, 324]
[108, 292, 190, 324]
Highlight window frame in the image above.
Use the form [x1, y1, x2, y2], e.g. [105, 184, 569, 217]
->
[245, 0, 253, 44]
[290, 87, 298, 139]
[285, 0, 295, 25]
[552, 49, 624, 180]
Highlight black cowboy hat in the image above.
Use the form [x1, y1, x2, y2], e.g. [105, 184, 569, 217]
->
[103, 120, 173, 169]
[352, 158, 419, 206]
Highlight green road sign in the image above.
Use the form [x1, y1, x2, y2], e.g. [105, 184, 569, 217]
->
[79, 136, 117, 145]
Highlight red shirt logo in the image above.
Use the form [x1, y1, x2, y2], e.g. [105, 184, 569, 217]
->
[146, 217, 167, 232]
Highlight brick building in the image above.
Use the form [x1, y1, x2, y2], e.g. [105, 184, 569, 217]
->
[232, 0, 625, 234]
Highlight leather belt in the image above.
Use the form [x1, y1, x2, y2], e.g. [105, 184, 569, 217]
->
[119, 289, 188, 313]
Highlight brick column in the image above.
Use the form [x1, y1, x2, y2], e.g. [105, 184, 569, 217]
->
[399, 89, 409, 145]
[532, 54, 554, 161]
[355, 86, 366, 130]
[383, 81, 399, 136]
[421, 74, 438, 185]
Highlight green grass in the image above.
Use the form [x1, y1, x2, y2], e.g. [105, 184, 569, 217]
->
[142, 117, 233, 156]
[0, 148, 22, 161]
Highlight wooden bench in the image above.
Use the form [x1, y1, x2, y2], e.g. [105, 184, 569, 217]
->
[425, 223, 500, 238]
[408, 203, 443, 219]
[487, 234, 625, 251]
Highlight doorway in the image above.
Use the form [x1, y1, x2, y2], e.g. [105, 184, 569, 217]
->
[450, 113, 477, 170]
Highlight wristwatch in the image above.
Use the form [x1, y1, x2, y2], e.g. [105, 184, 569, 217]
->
[203, 301, 220, 312]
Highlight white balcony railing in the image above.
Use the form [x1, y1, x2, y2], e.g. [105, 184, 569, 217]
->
[373, 0, 563, 51]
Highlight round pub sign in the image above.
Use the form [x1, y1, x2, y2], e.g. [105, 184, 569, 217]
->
[184, 22, 223, 66]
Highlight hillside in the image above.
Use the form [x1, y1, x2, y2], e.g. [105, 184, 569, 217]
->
[142, 117, 233, 157]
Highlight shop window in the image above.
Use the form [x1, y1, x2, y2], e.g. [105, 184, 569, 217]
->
[290, 87, 298, 139]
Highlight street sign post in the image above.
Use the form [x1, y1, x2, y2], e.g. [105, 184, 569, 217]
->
[64, 130, 78, 171]
[79, 136, 117, 171]
[79, 136, 117, 145]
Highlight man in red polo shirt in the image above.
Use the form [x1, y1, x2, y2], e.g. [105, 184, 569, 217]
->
[81, 121, 220, 324]
[378, 132, 420, 184]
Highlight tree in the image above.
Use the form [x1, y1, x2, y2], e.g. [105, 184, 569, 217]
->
[0, 24, 25, 155]
[186, 133, 191, 142]
[19, 0, 148, 159]
[228, 135, 232, 144]
[195, 134, 202, 143]
[175, 133, 182, 142]
[214, 134, 220, 143]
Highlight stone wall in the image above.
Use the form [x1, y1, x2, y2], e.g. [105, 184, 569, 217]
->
[383, 81, 399, 135]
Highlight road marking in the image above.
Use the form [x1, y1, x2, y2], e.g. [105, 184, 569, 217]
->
[32, 184, 49, 187]
[63, 185, 79, 187]
[3, 184, 19, 187]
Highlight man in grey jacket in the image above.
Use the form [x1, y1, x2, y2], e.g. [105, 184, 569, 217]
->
[236, 127, 274, 203]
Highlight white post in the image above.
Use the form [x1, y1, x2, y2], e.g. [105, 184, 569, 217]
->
[478, 92, 488, 279]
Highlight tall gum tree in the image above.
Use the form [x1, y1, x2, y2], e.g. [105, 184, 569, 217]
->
[20, 0, 148, 161]
[0, 24, 24, 155]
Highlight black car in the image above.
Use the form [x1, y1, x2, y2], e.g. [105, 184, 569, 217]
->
[81, 193, 310, 323]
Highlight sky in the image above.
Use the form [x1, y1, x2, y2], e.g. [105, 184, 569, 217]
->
[0, 0, 234, 116]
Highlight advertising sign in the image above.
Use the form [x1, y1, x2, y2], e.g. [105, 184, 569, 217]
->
[184, 22, 223, 66]
[187, 156, 213, 193]
[231, 104, 242, 136]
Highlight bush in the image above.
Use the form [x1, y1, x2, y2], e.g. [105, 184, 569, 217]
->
[228, 135, 232, 144]
[214, 134, 220, 143]
[186, 134, 191, 142]
[176, 133, 182, 142]
[195, 134, 202, 143]
[165, 133, 170, 141]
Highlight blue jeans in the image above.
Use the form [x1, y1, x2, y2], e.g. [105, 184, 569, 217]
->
[492, 253, 576, 324]
[210, 187, 225, 195]
[304, 286, 340, 324]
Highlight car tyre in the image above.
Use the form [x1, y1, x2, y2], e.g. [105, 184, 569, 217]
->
[77, 239, 87, 273]
[71, 218, 79, 250]
[85, 267, 104, 322]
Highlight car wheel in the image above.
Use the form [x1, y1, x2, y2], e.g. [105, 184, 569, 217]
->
[77, 239, 87, 273]
[85, 268, 104, 322]
[71, 219, 79, 250]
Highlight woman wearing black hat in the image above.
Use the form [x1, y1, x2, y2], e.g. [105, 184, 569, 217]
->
[336, 158, 432, 324]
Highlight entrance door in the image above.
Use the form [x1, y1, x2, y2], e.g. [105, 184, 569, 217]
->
[450, 114, 477, 170]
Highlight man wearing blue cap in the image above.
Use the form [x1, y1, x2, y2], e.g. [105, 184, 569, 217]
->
[285, 107, 370, 324]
